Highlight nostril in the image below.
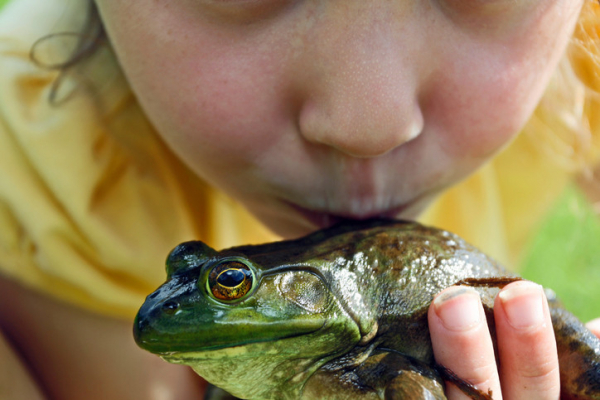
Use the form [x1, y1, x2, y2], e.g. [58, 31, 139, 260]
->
[161, 300, 180, 314]
[136, 316, 148, 331]
[133, 315, 148, 344]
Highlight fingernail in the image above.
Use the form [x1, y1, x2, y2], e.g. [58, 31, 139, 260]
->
[498, 281, 545, 329]
[433, 286, 482, 331]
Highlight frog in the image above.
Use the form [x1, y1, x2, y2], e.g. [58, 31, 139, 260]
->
[134, 219, 600, 399]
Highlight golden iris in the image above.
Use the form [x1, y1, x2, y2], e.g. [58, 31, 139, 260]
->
[208, 261, 254, 301]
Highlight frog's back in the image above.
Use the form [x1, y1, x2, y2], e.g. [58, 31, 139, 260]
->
[358, 221, 509, 312]
[298, 220, 512, 361]
[228, 219, 512, 361]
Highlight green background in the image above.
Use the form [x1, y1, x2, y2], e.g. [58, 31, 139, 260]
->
[0, 0, 599, 321]
[520, 186, 600, 322]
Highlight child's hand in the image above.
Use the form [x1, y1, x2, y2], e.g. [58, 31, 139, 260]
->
[428, 281, 559, 399]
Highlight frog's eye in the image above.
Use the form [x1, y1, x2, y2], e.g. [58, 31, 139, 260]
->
[207, 260, 255, 302]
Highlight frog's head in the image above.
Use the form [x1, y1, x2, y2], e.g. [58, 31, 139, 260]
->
[134, 240, 361, 398]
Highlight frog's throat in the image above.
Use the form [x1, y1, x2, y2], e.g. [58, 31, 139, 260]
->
[164, 348, 324, 400]
[161, 321, 362, 400]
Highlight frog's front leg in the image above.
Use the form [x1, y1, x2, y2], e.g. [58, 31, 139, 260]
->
[358, 351, 447, 399]
[303, 350, 446, 399]
[382, 369, 444, 399]
[204, 384, 240, 400]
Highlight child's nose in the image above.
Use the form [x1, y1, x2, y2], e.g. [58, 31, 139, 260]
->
[294, 5, 426, 158]
[298, 89, 425, 158]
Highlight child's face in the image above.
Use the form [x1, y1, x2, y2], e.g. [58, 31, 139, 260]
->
[96, 0, 583, 238]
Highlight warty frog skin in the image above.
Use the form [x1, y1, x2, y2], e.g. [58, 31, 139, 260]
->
[134, 219, 600, 400]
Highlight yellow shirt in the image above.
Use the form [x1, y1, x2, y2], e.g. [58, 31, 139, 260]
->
[1, 0, 599, 318]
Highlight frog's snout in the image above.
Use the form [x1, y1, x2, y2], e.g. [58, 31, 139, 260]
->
[133, 312, 148, 343]
[133, 289, 182, 353]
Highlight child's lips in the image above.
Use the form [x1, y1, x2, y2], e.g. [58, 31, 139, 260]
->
[287, 202, 411, 230]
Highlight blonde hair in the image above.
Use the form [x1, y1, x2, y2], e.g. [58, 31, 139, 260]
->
[528, 0, 600, 175]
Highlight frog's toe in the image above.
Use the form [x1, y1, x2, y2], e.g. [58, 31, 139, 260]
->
[384, 370, 446, 400]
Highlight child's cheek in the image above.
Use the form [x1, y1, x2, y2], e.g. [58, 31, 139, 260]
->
[100, 15, 297, 176]
[425, 75, 528, 163]
[428, 52, 567, 164]
[425, 1, 584, 163]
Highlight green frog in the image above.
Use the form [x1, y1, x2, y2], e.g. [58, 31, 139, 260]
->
[134, 219, 600, 399]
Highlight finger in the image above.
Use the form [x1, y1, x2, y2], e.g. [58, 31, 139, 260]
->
[428, 286, 501, 400]
[586, 318, 600, 339]
[494, 281, 560, 400]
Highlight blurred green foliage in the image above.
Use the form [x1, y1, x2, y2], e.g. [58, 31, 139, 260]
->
[0, 0, 8, 9]
[521, 185, 600, 322]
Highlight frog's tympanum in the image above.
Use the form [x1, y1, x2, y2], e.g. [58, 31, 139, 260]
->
[134, 219, 600, 400]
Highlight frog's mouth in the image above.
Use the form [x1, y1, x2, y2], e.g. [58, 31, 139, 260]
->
[134, 310, 329, 356]
[157, 334, 310, 365]
[160, 341, 265, 362]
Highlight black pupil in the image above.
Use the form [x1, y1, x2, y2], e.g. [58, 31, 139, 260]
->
[217, 269, 246, 287]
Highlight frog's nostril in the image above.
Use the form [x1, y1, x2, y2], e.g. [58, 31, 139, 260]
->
[162, 300, 180, 314]
[136, 316, 147, 332]
[133, 315, 148, 345]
